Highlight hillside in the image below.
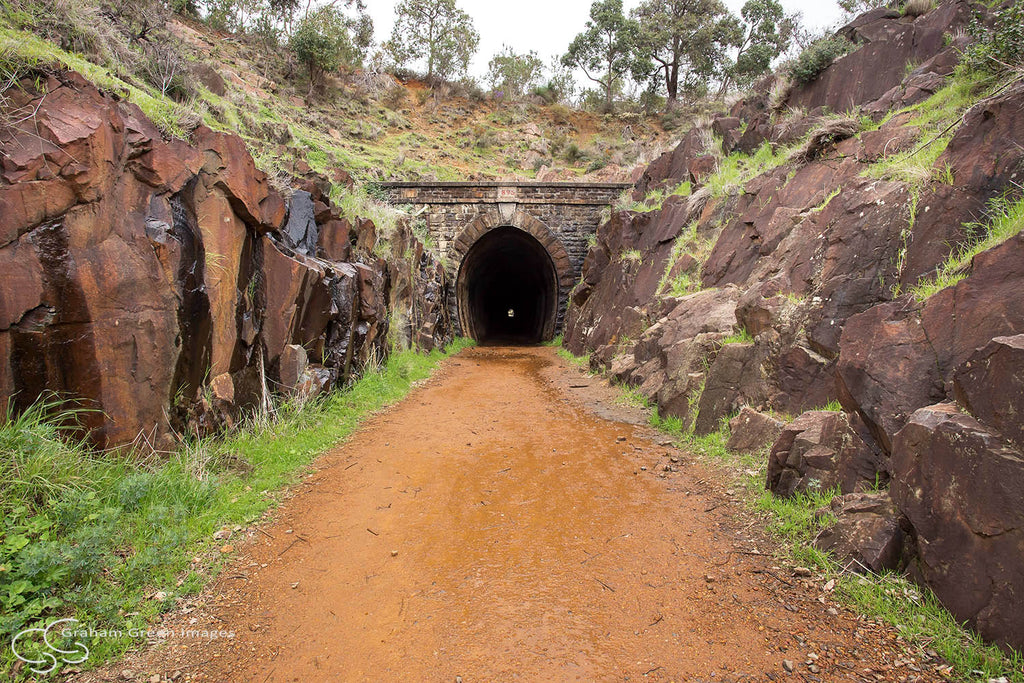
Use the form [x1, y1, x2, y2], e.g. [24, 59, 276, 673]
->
[1, 9, 674, 190]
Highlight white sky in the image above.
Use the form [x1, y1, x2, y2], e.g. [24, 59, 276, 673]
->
[364, 0, 847, 84]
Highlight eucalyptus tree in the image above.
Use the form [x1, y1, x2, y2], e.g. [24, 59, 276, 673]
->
[385, 0, 480, 81]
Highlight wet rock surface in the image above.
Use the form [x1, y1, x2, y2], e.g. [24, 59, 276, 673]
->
[0, 72, 451, 447]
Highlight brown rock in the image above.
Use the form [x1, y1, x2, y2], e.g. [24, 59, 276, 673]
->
[836, 299, 944, 454]
[921, 233, 1024, 378]
[694, 342, 771, 436]
[891, 403, 1024, 651]
[767, 410, 885, 497]
[815, 492, 903, 573]
[788, 1, 971, 113]
[279, 345, 308, 392]
[953, 335, 1024, 448]
[727, 407, 785, 453]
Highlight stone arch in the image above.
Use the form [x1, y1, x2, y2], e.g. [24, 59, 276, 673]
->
[451, 208, 574, 342]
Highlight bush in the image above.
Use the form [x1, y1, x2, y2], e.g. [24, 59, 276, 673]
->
[787, 35, 855, 85]
[959, 3, 1024, 78]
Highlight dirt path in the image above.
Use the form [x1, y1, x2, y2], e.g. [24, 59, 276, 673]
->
[88, 347, 937, 682]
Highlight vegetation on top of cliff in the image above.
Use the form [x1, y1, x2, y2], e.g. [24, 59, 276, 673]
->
[0, 340, 473, 678]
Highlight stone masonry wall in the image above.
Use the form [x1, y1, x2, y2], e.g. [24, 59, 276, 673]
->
[379, 182, 628, 335]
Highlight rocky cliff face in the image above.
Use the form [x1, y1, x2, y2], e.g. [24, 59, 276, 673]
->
[0, 70, 451, 450]
[564, 1, 1024, 651]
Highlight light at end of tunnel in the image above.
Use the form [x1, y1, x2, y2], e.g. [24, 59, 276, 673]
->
[508, 309, 515, 318]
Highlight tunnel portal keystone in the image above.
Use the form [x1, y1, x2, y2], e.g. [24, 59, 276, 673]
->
[379, 181, 628, 341]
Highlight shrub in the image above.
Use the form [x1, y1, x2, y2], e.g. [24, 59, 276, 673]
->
[959, 2, 1024, 78]
[787, 35, 855, 86]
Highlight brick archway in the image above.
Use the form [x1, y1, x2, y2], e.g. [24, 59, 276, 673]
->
[452, 209, 574, 342]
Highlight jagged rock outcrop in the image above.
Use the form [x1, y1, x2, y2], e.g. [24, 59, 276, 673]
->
[787, 2, 972, 113]
[0, 69, 451, 448]
[726, 407, 784, 453]
[562, 0, 1024, 650]
[766, 411, 885, 498]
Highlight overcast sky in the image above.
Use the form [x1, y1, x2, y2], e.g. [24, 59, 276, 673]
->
[364, 0, 848, 84]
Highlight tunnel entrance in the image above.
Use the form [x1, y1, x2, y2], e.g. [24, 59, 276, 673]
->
[456, 226, 559, 344]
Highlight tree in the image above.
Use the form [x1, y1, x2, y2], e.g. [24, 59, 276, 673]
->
[561, 0, 643, 113]
[487, 46, 544, 100]
[385, 0, 479, 82]
[290, 2, 372, 94]
[631, 0, 742, 107]
[721, 0, 797, 93]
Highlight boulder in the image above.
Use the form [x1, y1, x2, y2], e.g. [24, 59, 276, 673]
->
[694, 342, 771, 435]
[727, 407, 785, 453]
[814, 492, 904, 573]
[836, 299, 945, 454]
[279, 344, 308, 392]
[891, 403, 1024, 651]
[953, 335, 1024, 448]
[767, 410, 884, 497]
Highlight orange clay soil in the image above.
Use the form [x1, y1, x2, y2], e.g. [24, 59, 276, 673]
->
[80, 346, 941, 683]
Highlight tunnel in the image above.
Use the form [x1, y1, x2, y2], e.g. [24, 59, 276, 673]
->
[456, 226, 559, 344]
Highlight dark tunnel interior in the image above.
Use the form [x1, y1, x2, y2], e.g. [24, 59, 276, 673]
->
[457, 226, 558, 344]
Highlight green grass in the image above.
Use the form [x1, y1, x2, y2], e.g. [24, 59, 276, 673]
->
[655, 221, 714, 298]
[620, 248, 642, 264]
[705, 140, 790, 198]
[863, 71, 989, 188]
[0, 26, 188, 137]
[0, 339, 473, 678]
[555, 342, 1024, 682]
[719, 327, 754, 345]
[910, 189, 1024, 301]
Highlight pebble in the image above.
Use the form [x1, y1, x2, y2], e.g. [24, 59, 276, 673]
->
[782, 660, 795, 672]
[391, 549, 399, 557]
[793, 566, 813, 577]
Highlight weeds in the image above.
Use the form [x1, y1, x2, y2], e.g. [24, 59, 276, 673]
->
[719, 327, 754, 345]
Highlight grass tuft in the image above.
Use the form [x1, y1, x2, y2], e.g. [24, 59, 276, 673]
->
[910, 188, 1024, 301]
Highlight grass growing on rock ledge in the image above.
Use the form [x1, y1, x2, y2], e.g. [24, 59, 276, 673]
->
[0, 340, 473, 678]
[555, 341, 1024, 682]
[910, 188, 1024, 301]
